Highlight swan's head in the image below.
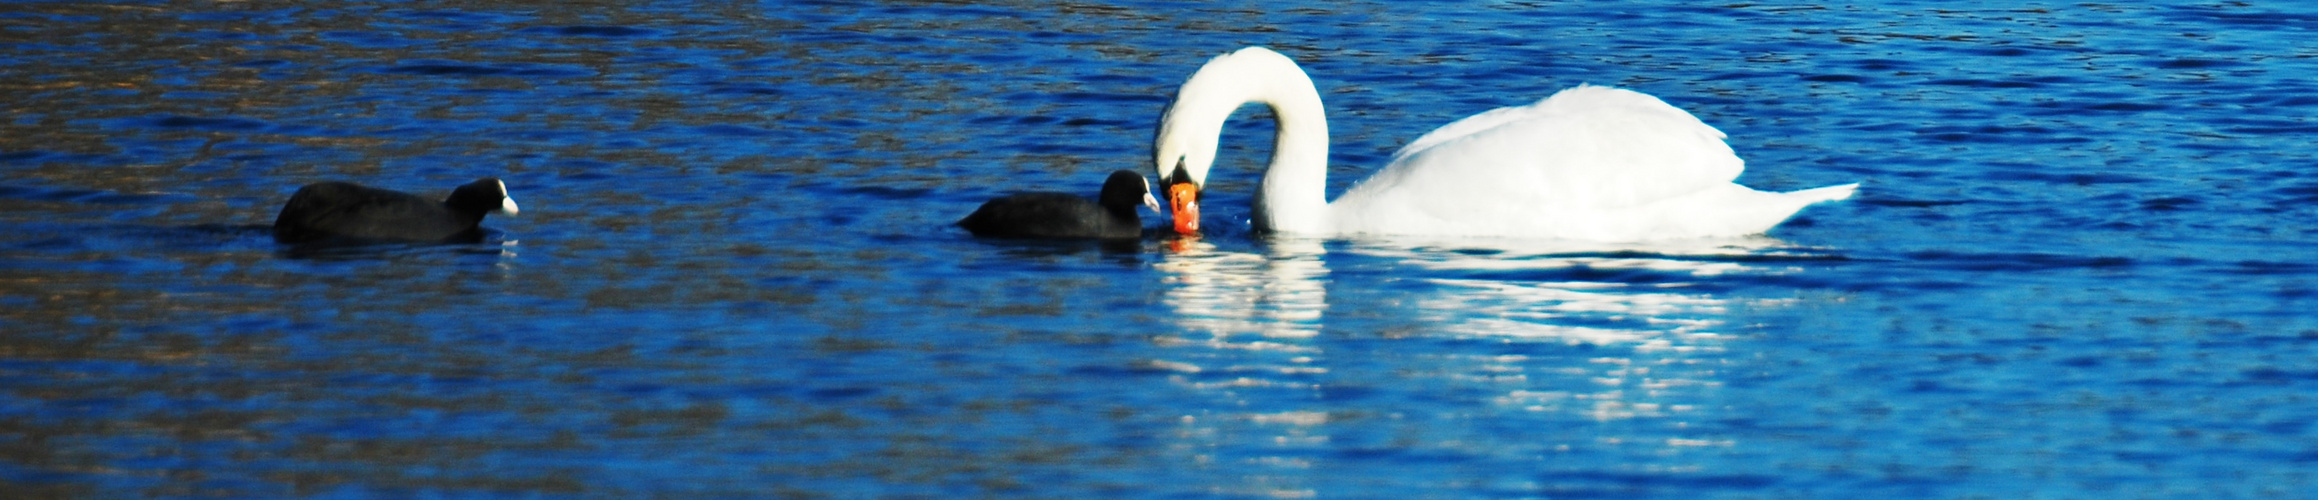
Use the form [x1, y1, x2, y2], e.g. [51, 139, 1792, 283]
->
[1158, 157, 1202, 234]
[1153, 75, 1229, 235]
[1153, 46, 1315, 235]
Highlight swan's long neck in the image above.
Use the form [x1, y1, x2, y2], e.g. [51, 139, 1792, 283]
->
[1155, 47, 1331, 234]
[1252, 80, 1330, 233]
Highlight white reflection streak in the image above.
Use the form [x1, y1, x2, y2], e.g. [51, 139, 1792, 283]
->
[1416, 278, 1729, 345]
[1359, 238, 1790, 346]
[1348, 238, 1796, 429]
[1155, 238, 1332, 500]
[1155, 238, 1330, 345]
[1154, 235, 1794, 488]
[1423, 275, 1734, 424]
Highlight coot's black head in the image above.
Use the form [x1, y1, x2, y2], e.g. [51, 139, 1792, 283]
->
[444, 178, 520, 218]
[1096, 170, 1161, 215]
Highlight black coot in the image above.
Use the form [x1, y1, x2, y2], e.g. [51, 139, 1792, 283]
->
[273, 178, 519, 244]
[957, 170, 1159, 240]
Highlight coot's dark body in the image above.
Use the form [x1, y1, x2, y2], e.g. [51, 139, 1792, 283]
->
[958, 170, 1155, 240]
[273, 178, 517, 244]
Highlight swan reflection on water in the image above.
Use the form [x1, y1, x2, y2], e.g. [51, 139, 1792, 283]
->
[1154, 235, 1331, 345]
[1368, 236, 1792, 346]
[1147, 235, 1809, 494]
[1154, 234, 1794, 348]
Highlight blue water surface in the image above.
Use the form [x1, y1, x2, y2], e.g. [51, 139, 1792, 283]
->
[5, 1, 2318, 498]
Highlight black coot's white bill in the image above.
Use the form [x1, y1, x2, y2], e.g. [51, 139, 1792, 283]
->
[273, 178, 519, 244]
[957, 170, 1161, 240]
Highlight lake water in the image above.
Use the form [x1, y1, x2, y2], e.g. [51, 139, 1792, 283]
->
[5, 1, 2318, 497]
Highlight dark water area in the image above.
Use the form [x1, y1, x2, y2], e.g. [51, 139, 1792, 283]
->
[5, 1, 2318, 497]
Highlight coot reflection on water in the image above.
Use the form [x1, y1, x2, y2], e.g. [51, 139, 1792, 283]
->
[271, 178, 520, 245]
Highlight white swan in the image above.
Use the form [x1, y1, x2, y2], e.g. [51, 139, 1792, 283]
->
[1153, 47, 1857, 241]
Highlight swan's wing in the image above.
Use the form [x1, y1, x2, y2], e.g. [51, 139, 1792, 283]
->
[1386, 100, 1542, 166]
[1358, 85, 1745, 211]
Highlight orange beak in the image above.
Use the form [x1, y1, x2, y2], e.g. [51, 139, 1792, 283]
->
[1167, 182, 1200, 234]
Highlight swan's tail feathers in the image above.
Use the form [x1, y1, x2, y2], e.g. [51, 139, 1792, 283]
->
[1787, 183, 1859, 204]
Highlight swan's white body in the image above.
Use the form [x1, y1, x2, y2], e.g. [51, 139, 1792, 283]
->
[1153, 47, 1857, 241]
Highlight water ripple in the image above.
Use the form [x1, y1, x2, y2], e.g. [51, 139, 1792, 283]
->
[4, 0, 2318, 497]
